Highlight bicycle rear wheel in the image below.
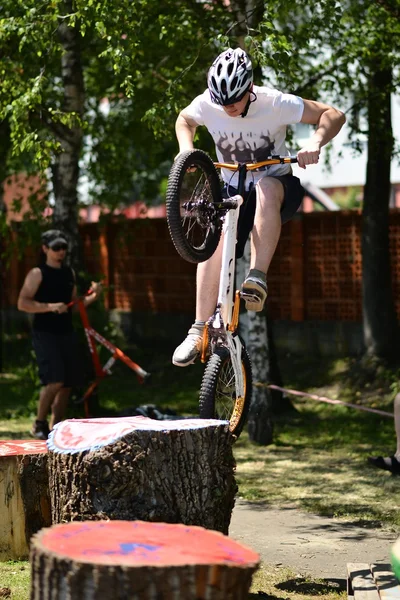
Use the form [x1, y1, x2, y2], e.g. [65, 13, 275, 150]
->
[199, 343, 252, 438]
[166, 149, 223, 263]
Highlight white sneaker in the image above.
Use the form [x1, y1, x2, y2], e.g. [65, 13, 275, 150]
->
[172, 328, 203, 367]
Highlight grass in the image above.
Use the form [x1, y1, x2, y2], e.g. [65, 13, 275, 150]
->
[0, 561, 30, 599]
[0, 561, 347, 600]
[0, 336, 398, 599]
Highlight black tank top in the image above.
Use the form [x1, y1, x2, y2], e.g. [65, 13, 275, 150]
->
[33, 264, 75, 333]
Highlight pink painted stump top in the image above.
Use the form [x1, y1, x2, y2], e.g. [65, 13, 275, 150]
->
[48, 416, 228, 453]
[0, 440, 48, 456]
[38, 520, 260, 567]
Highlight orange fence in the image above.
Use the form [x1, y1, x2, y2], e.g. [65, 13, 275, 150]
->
[3, 210, 400, 322]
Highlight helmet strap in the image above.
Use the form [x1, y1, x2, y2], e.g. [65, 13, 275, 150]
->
[240, 90, 257, 118]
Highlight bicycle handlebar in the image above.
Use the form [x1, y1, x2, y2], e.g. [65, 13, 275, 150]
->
[214, 155, 298, 172]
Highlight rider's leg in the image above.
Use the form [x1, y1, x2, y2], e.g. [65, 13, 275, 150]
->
[173, 237, 224, 366]
[242, 177, 284, 312]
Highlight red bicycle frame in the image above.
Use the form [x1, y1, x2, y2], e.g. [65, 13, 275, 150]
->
[69, 296, 150, 417]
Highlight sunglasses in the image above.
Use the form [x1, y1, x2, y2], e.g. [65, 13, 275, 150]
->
[51, 244, 68, 252]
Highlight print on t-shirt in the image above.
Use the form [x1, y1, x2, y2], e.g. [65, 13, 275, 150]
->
[214, 130, 276, 165]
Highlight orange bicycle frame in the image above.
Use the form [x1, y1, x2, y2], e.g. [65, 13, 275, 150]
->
[70, 296, 149, 417]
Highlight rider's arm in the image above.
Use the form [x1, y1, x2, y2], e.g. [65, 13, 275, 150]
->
[17, 268, 67, 314]
[175, 111, 199, 155]
[297, 99, 346, 169]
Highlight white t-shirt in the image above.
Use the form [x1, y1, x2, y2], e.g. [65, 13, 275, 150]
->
[183, 85, 304, 189]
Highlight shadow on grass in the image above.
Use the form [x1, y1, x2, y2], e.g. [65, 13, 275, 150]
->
[276, 577, 346, 595]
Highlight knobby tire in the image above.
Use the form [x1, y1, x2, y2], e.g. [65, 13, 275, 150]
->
[199, 344, 252, 438]
[166, 149, 222, 263]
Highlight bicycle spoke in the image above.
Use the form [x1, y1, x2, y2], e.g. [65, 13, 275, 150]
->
[179, 169, 215, 251]
[215, 361, 237, 421]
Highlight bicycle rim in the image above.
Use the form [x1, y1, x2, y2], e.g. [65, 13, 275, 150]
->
[166, 149, 222, 263]
[199, 345, 252, 438]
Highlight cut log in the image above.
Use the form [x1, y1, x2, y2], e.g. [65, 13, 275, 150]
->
[48, 416, 237, 533]
[0, 440, 51, 560]
[30, 520, 260, 599]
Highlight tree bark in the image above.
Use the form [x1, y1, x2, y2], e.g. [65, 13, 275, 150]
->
[30, 520, 259, 600]
[238, 243, 274, 445]
[51, 0, 85, 272]
[362, 66, 399, 363]
[0, 441, 51, 560]
[48, 417, 237, 534]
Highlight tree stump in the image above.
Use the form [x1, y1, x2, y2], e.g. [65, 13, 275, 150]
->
[47, 416, 237, 533]
[30, 520, 260, 599]
[0, 440, 51, 560]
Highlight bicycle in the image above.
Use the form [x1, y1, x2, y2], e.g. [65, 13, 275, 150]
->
[166, 149, 298, 437]
[68, 292, 150, 418]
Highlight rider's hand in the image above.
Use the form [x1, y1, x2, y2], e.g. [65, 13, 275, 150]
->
[297, 141, 321, 169]
[49, 302, 68, 314]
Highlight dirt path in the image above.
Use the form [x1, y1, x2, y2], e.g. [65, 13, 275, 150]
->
[229, 499, 398, 580]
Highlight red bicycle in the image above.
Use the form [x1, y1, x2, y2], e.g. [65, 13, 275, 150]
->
[68, 293, 150, 417]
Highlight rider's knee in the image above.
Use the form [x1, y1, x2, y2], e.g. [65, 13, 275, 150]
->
[256, 177, 284, 208]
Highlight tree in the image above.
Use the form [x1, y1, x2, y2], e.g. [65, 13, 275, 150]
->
[238, 0, 400, 367]
[0, 0, 230, 271]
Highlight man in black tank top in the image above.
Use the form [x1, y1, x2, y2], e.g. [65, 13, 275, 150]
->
[17, 230, 102, 439]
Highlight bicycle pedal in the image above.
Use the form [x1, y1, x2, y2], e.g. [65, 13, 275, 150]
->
[240, 291, 263, 302]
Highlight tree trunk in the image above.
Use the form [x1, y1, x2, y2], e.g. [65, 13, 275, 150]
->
[48, 417, 237, 534]
[30, 520, 259, 600]
[52, 0, 85, 272]
[229, 0, 265, 47]
[0, 440, 51, 560]
[266, 310, 296, 415]
[0, 119, 11, 373]
[237, 244, 274, 445]
[362, 66, 399, 363]
[246, 309, 274, 445]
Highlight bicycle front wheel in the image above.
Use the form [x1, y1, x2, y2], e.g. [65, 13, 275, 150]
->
[166, 149, 223, 263]
[199, 344, 252, 438]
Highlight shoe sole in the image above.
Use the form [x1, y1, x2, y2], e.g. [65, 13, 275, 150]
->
[172, 353, 200, 367]
[241, 281, 267, 312]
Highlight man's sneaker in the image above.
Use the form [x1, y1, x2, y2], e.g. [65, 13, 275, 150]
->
[31, 419, 50, 440]
[172, 328, 203, 367]
[241, 276, 268, 312]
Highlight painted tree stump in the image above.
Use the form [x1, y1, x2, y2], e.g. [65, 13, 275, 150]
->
[48, 416, 237, 533]
[30, 520, 259, 599]
[0, 440, 51, 560]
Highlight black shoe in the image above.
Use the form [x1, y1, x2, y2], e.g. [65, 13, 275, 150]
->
[367, 455, 400, 475]
[31, 420, 50, 440]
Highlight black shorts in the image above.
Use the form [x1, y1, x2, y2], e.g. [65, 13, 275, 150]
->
[32, 330, 84, 387]
[222, 174, 305, 259]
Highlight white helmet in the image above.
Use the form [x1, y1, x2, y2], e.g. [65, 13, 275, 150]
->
[207, 48, 253, 106]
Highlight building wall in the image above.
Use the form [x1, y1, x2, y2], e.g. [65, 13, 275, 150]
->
[3, 210, 400, 324]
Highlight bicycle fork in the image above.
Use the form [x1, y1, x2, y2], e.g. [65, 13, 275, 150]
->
[202, 194, 245, 398]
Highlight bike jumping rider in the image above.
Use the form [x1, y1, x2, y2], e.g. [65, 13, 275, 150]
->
[172, 47, 345, 367]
